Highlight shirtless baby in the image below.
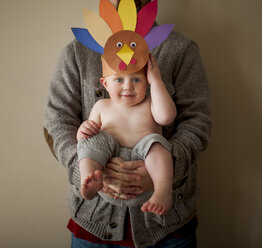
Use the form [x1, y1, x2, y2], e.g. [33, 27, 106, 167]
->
[77, 54, 177, 215]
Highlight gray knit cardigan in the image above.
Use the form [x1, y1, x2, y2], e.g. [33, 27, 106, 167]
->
[44, 31, 212, 248]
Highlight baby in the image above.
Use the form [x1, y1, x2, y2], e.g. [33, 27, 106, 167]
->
[77, 54, 177, 215]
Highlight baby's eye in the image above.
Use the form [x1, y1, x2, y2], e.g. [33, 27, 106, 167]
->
[115, 78, 123, 83]
[132, 78, 140, 83]
[116, 42, 123, 48]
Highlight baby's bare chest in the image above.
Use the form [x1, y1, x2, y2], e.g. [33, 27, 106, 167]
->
[102, 105, 154, 131]
[100, 102, 161, 147]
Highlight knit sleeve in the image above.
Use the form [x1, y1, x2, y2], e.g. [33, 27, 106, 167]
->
[43, 40, 82, 189]
[169, 41, 212, 186]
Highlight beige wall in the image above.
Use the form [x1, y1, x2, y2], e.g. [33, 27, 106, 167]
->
[0, 0, 261, 247]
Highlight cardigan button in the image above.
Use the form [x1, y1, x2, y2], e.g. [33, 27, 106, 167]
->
[95, 89, 103, 97]
[178, 193, 184, 200]
[109, 222, 118, 228]
[104, 233, 112, 240]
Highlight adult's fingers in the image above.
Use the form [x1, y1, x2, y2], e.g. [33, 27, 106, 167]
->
[121, 160, 145, 170]
[104, 181, 144, 195]
[103, 175, 140, 188]
[112, 192, 136, 200]
[101, 186, 116, 194]
[106, 157, 126, 172]
[101, 188, 136, 200]
[106, 162, 133, 174]
[104, 167, 141, 182]
[108, 157, 125, 165]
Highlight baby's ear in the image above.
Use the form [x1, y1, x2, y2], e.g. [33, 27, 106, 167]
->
[100, 77, 107, 88]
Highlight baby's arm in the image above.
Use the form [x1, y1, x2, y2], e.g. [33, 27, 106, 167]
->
[76, 101, 102, 141]
[147, 54, 177, 125]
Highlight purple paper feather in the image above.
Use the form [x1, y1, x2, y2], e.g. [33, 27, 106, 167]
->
[144, 24, 174, 51]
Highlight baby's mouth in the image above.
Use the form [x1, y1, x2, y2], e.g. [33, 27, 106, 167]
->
[121, 94, 135, 97]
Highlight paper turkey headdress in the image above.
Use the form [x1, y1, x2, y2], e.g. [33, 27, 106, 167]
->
[72, 0, 174, 76]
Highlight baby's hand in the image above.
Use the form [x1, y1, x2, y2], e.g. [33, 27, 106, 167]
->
[147, 54, 162, 85]
[76, 120, 101, 141]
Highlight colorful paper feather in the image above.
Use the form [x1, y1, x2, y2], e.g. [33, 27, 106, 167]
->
[99, 0, 123, 33]
[145, 24, 174, 51]
[118, 0, 137, 31]
[135, 0, 158, 37]
[71, 28, 104, 54]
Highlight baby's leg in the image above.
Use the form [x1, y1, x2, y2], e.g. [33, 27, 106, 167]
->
[79, 158, 103, 200]
[141, 143, 173, 215]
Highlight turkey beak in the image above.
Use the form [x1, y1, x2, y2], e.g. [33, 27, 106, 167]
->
[117, 44, 134, 65]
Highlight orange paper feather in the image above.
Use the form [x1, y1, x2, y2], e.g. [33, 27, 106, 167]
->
[99, 0, 123, 33]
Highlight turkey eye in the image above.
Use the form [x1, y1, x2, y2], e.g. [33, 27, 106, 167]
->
[130, 42, 136, 48]
[116, 42, 123, 48]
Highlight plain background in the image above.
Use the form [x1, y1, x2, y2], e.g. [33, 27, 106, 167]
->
[1, 0, 261, 247]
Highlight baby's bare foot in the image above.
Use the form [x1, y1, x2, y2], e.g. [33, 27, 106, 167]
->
[81, 170, 103, 200]
[141, 191, 172, 215]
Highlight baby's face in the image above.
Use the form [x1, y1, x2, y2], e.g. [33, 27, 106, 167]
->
[101, 70, 148, 107]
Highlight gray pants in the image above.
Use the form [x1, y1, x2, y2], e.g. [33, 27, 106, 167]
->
[77, 131, 172, 206]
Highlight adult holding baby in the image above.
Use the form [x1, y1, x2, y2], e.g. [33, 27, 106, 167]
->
[44, 0, 211, 247]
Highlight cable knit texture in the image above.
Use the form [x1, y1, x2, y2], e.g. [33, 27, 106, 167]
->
[77, 131, 119, 166]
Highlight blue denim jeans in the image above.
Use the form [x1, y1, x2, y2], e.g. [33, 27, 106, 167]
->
[71, 231, 197, 248]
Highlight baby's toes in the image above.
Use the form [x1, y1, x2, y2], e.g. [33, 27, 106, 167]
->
[148, 203, 156, 212]
[94, 170, 102, 180]
[141, 202, 150, 212]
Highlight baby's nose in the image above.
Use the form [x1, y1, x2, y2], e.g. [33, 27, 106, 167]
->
[123, 81, 133, 90]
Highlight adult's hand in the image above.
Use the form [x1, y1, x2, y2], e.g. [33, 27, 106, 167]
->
[101, 157, 153, 200]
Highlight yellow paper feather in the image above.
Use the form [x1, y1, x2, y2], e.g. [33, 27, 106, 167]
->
[118, 0, 137, 31]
